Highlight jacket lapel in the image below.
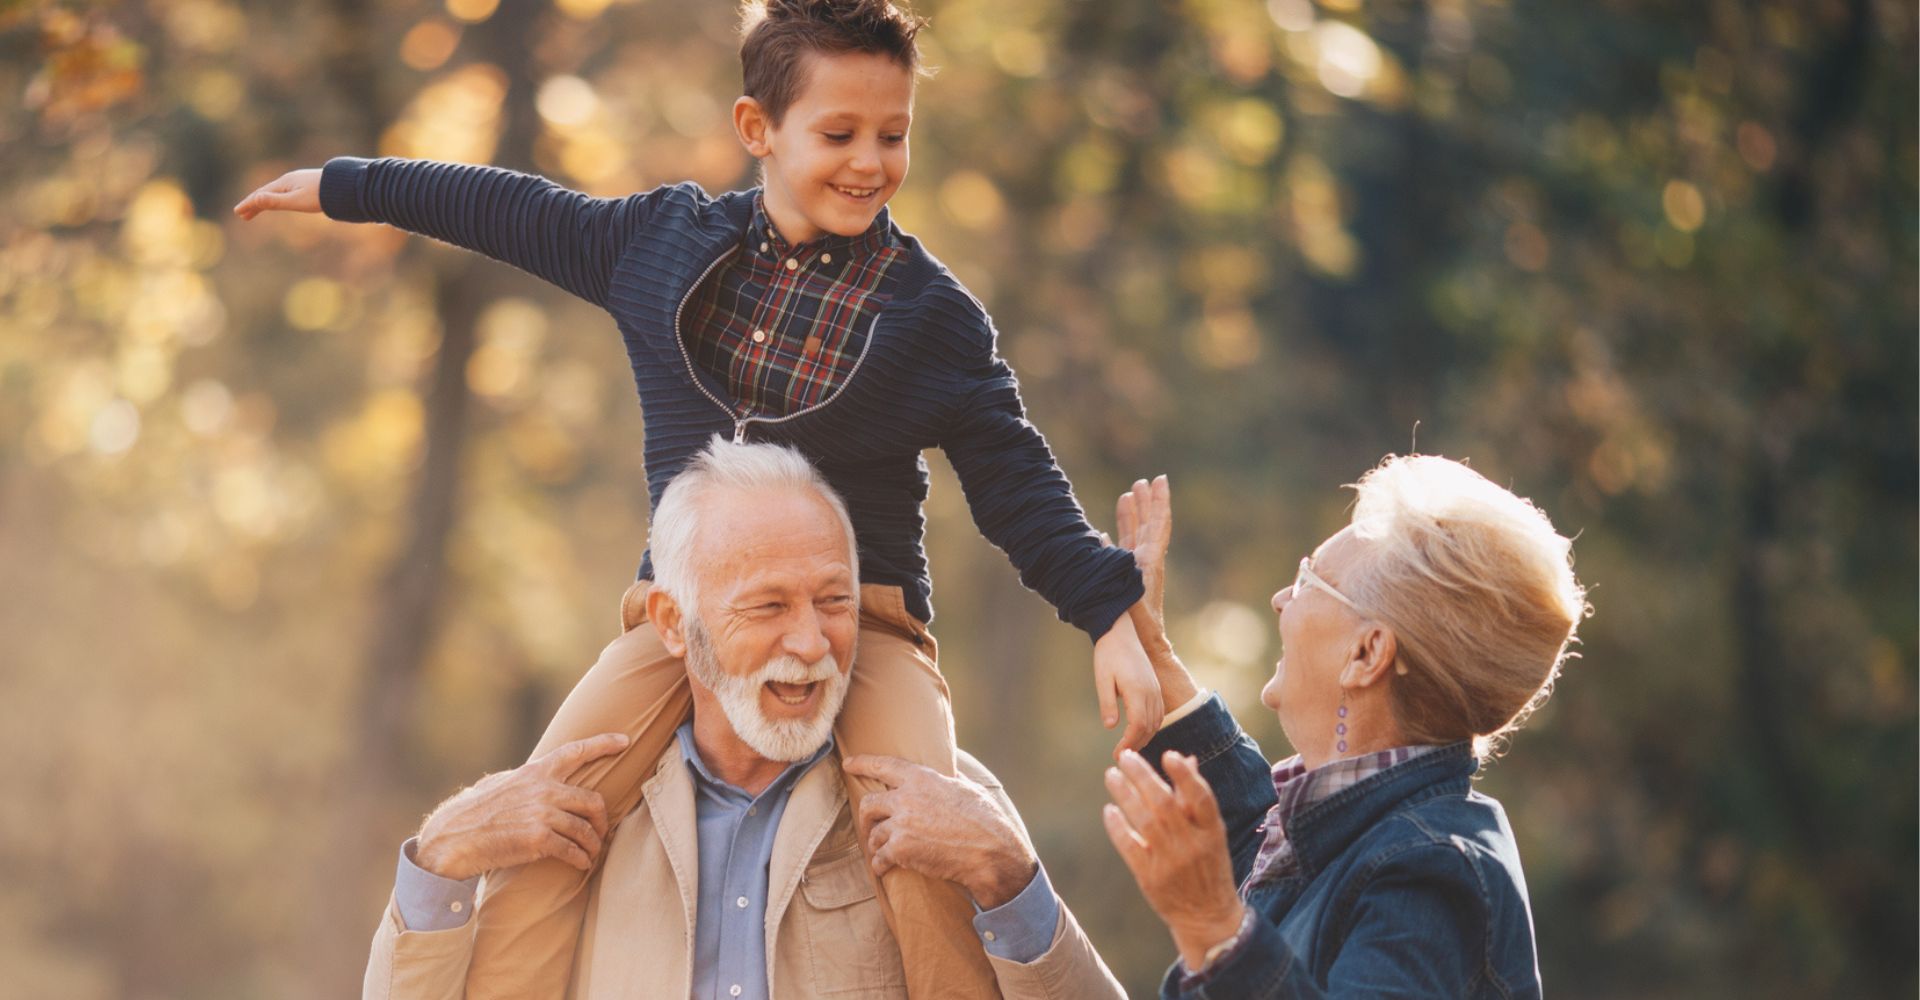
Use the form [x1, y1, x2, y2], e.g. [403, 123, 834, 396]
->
[763, 753, 849, 994]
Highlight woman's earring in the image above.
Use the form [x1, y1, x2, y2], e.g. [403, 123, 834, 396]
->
[1335, 692, 1349, 755]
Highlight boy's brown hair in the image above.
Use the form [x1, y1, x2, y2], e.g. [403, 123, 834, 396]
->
[740, 0, 927, 124]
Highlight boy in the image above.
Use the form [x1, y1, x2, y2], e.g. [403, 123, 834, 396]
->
[238, 1, 1162, 997]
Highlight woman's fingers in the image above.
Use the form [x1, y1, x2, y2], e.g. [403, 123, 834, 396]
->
[1106, 752, 1178, 834]
[1101, 803, 1149, 869]
[1165, 751, 1222, 827]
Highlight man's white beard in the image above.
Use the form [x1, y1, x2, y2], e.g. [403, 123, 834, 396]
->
[684, 618, 850, 763]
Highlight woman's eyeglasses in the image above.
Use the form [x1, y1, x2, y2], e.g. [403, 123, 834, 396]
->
[1294, 557, 1363, 614]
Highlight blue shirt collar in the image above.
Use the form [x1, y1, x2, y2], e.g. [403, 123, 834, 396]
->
[674, 720, 834, 801]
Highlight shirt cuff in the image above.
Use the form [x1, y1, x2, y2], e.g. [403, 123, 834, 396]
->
[394, 837, 479, 932]
[971, 864, 1061, 964]
[1178, 905, 1259, 988]
[1158, 689, 1213, 732]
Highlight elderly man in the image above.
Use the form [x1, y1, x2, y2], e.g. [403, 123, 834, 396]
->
[363, 440, 1122, 999]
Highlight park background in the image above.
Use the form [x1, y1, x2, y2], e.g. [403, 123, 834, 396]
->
[1, 0, 1914, 996]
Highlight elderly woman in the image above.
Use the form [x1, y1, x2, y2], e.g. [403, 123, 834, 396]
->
[1102, 456, 1588, 999]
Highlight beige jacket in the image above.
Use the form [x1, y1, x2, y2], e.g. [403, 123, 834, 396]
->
[363, 750, 1124, 1000]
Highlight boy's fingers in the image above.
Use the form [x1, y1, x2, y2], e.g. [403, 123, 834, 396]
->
[1116, 492, 1137, 548]
[1115, 698, 1152, 758]
[1096, 671, 1118, 729]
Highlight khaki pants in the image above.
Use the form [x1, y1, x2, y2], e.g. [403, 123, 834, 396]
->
[462, 581, 1004, 1000]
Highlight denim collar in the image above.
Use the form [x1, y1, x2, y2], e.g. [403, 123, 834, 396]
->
[1283, 741, 1478, 875]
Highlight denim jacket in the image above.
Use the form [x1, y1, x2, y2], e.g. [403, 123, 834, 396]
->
[1140, 695, 1544, 999]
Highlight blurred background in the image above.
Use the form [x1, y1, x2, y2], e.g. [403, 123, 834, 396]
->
[1, 0, 1914, 996]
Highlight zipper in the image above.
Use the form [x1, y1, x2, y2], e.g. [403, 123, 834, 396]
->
[731, 312, 882, 441]
[672, 246, 747, 438]
[674, 242, 888, 444]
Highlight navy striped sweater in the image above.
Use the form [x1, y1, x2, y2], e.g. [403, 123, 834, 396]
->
[319, 157, 1143, 639]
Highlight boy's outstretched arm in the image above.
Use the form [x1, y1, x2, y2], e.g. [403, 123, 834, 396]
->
[938, 340, 1162, 757]
[234, 158, 661, 308]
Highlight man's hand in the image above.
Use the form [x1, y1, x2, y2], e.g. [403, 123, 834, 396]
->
[413, 733, 629, 882]
[1102, 748, 1247, 973]
[1094, 613, 1165, 758]
[233, 168, 323, 220]
[842, 754, 1038, 910]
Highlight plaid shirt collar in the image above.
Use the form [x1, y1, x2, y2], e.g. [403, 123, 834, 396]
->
[1243, 744, 1441, 890]
[749, 192, 895, 265]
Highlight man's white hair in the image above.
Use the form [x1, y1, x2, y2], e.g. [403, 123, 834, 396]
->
[649, 436, 859, 609]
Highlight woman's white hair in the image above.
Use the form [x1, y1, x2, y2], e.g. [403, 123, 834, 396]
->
[1341, 455, 1590, 760]
[649, 436, 859, 610]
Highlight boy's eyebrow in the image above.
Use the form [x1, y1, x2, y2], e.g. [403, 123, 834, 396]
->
[808, 110, 913, 128]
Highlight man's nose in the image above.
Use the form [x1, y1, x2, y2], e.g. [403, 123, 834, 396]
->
[1272, 586, 1292, 614]
[782, 606, 832, 664]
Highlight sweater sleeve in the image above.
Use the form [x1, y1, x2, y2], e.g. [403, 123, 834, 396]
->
[319, 156, 661, 308]
[938, 340, 1144, 642]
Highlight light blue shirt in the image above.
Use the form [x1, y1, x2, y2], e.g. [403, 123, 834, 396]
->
[393, 725, 1060, 993]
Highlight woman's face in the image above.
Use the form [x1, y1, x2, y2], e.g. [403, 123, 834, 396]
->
[1263, 526, 1366, 761]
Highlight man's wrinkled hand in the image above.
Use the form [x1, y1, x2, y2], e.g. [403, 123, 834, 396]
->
[842, 754, 1037, 910]
[413, 733, 629, 882]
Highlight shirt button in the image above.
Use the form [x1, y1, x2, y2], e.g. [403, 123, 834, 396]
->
[785, 258, 798, 271]
[730, 987, 743, 997]
[736, 896, 749, 908]
[747, 805, 757, 816]
[450, 901, 464, 914]
[759, 241, 769, 253]
[751, 329, 767, 344]
[821, 253, 833, 264]
[983, 930, 996, 942]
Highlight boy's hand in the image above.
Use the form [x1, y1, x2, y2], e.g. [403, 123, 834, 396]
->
[233, 168, 323, 220]
[1094, 612, 1164, 759]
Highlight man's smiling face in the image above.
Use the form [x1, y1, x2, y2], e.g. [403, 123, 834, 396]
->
[682, 484, 860, 761]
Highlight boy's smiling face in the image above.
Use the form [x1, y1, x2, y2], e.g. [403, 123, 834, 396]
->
[734, 50, 913, 245]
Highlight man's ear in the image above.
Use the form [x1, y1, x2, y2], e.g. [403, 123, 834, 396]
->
[1341, 624, 1400, 690]
[649, 588, 689, 658]
[733, 96, 773, 158]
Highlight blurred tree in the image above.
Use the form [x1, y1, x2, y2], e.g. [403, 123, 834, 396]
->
[0, 0, 1911, 997]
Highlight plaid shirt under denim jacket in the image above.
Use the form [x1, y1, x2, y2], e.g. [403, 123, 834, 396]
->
[319, 158, 1142, 639]
[1138, 696, 1545, 999]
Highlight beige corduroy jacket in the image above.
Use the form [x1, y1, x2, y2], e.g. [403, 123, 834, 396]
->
[363, 749, 1126, 1000]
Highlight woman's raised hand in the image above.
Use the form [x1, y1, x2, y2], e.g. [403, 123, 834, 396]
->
[233, 168, 323, 220]
[1117, 475, 1174, 666]
[1103, 747, 1248, 973]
